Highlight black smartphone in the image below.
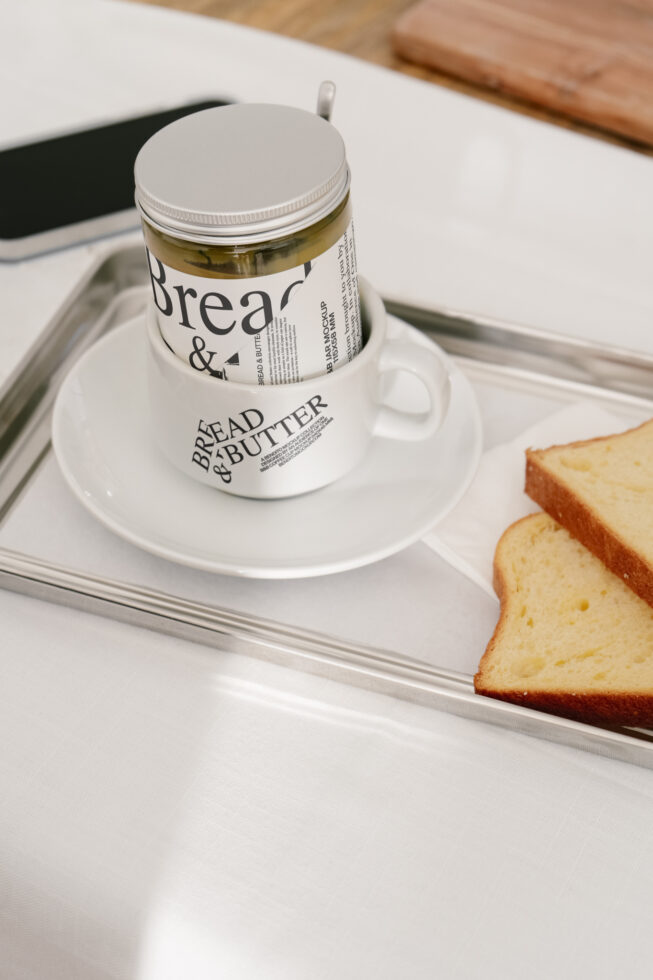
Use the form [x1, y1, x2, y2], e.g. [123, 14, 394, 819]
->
[0, 99, 230, 261]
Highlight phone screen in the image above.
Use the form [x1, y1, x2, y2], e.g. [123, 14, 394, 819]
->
[0, 100, 229, 241]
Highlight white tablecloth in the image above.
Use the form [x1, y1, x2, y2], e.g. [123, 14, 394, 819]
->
[2, 2, 653, 978]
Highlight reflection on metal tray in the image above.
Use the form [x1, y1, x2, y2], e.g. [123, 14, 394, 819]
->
[1, 243, 653, 770]
[386, 297, 653, 402]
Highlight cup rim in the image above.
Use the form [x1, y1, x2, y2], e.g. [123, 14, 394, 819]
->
[146, 275, 385, 393]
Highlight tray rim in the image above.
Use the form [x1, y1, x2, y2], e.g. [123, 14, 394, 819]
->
[3, 242, 653, 770]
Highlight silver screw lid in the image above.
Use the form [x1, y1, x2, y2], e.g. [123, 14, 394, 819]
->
[134, 103, 350, 245]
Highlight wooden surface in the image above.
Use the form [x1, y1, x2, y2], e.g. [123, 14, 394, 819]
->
[126, 0, 651, 152]
[394, 0, 653, 146]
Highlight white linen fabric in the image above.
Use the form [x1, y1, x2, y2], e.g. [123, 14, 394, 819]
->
[424, 402, 635, 597]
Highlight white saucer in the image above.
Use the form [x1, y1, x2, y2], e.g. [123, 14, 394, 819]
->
[52, 314, 482, 578]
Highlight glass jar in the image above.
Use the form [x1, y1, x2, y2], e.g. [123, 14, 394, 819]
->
[134, 103, 362, 384]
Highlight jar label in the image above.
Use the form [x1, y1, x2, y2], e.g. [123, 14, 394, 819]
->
[146, 220, 362, 384]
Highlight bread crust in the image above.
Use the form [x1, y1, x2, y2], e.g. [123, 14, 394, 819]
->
[474, 514, 653, 728]
[525, 448, 653, 608]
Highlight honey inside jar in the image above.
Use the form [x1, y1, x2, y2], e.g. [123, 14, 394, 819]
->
[142, 193, 352, 279]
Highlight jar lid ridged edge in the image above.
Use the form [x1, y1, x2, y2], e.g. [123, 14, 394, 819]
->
[134, 103, 351, 245]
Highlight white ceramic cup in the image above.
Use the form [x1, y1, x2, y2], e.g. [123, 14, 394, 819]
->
[146, 278, 451, 498]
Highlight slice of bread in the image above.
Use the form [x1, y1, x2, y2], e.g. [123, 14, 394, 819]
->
[474, 511, 653, 727]
[525, 418, 653, 607]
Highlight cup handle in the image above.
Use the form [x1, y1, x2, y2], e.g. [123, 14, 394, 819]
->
[373, 341, 451, 441]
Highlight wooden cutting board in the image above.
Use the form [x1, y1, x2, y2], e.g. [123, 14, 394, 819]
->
[393, 0, 653, 146]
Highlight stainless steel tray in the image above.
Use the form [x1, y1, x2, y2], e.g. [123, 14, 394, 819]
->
[2, 243, 653, 769]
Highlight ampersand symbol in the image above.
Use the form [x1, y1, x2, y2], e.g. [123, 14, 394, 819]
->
[213, 462, 232, 484]
[189, 336, 224, 377]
